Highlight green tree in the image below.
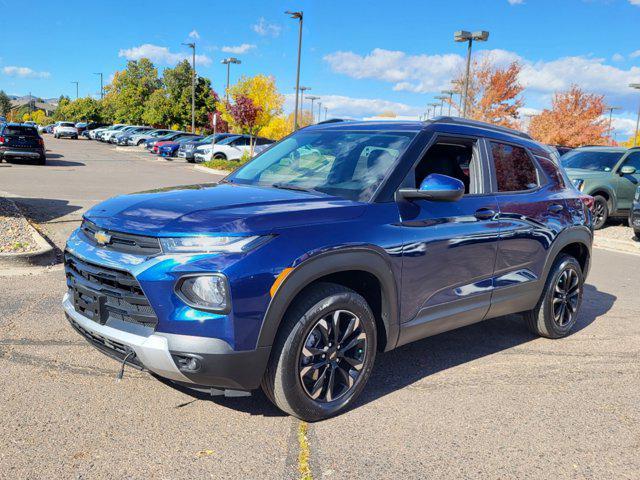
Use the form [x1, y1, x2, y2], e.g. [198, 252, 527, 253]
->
[53, 97, 104, 122]
[142, 89, 173, 127]
[0, 90, 11, 118]
[103, 58, 160, 123]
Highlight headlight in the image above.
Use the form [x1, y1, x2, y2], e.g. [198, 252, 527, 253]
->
[160, 235, 263, 254]
[177, 274, 230, 312]
[572, 178, 584, 191]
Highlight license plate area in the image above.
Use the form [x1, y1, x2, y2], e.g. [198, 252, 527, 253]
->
[73, 286, 107, 324]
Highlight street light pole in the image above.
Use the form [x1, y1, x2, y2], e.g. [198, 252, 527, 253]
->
[631, 84, 640, 147]
[434, 95, 447, 115]
[605, 105, 620, 145]
[299, 86, 310, 122]
[286, 10, 304, 130]
[441, 89, 455, 116]
[317, 101, 322, 123]
[182, 42, 196, 132]
[324, 106, 328, 121]
[221, 57, 241, 103]
[454, 30, 489, 118]
[93, 73, 103, 99]
[306, 95, 319, 123]
[71, 81, 79, 99]
[429, 103, 439, 119]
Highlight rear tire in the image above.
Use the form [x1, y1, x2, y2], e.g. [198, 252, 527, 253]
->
[592, 195, 608, 229]
[262, 282, 377, 421]
[212, 153, 227, 160]
[522, 254, 583, 339]
[37, 155, 46, 165]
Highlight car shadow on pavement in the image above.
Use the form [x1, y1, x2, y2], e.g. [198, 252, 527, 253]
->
[354, 283, 616, 409]
[10, 197, 83, 223]
[5, 156, 85, 167]
[154, 284, 615, 419]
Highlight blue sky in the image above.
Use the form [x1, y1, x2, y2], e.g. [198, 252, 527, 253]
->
[2, 0, 640, 138]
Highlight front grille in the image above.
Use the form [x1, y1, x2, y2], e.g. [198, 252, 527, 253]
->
[80, 220, 161, 255]
[65, 252, 158, 328]
[67, 315, 144, 369]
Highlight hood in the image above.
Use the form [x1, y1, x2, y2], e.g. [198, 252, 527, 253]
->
[564, 168, 612, 179]
[84, 182, 366, 236]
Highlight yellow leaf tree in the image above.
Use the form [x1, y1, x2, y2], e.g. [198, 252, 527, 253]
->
[218, 75, 284, 136]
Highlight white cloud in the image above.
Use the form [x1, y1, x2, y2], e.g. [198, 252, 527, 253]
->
[508, 0, 524, 4]
[609, 115, 637, 136]
[2, 66, 50, 79]
[252, 17, 281, 37]
[118, 44, 212, 66]
[630, 49, 640, 58]
[188, 30, 200, 40]
[284, 93, 422, 118]
[221, 44, 256, 55]
[629, 0, 640, 5]
[612, 53, 625, 62]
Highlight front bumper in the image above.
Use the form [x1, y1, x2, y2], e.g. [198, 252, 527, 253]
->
[63, 292, 271, 390]
[630, 204, 640, 229]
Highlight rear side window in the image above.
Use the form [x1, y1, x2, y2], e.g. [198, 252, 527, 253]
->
[3, 126, 38, 136]
[621, 151, 640, 171]
[491, 142, 539, 192]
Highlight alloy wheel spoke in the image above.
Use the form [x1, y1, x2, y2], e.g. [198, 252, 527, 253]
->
[310, 366, 329, 399]
[341, 332, 366, 353]
[299, 361, 326, 379]
[340, 316, 358, 344]
[331, 311, 341, 345]
[325, 367, 336, 402]
[341, 354, 364, 371]
[336, 363, 355, 388]
[316, 319, 331, 344]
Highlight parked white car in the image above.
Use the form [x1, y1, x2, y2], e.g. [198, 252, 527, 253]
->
[89, 127, 110, 140]
[100, 125, 132, 143]
[192, 135, 274, 162]
[53, 122, 78, 139]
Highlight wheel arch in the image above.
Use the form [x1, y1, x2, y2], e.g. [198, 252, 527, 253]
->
[256, 248, 400, 352]
[589, 187, 616, 212]
[542, 226, 592, 284]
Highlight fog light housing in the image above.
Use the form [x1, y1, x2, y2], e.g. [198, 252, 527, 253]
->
[177, 274, 230, 313]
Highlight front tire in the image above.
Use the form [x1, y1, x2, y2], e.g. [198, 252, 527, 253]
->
[262, 282, 377, 421]
[522, 254, 584, 339]
[592, 195, 609, 229]
[212, 153, 227, 160]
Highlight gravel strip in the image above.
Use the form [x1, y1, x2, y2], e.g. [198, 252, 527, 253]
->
[595, 224, 639, 243]
[0, 197, 38, 253]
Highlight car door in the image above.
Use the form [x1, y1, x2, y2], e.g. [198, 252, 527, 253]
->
[484, 139, 569, 319]
[397, 133, 501, 345]
[613, 151, 640, 211]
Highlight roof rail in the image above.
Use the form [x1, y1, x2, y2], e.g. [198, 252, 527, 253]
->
[316, 118, 351, 125]
[431, 116, 532, 140]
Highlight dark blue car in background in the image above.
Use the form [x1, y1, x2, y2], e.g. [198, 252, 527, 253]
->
[158, 135, 204, 157]
[63, 117, 593, 421]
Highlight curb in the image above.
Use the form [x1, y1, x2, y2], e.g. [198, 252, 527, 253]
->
[593, 236, 640, 256]
[193, 165, 230, 177]
[0, 219, 56, 268]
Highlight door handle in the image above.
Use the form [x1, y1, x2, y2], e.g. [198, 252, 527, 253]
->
[474, 208, 495, 220]
[548, 204, 564, 213]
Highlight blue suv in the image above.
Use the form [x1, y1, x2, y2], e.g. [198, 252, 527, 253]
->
[63, 118, 593, 421]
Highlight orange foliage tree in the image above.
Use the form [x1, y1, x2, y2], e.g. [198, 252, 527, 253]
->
[450, 60, 524, 128]
[528, 85, 608, 147]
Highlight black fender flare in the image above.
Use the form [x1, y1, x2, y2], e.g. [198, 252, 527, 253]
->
[256, 247, 400, 351]
[541, 226, 593, 285]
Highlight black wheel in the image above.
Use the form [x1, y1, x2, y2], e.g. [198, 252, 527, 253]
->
[523, 254, 583, 339]
[634, 229, 640, 241]
[262, 282, 377, 421]
[36, 155, 46, 165]
[212, 153, 227, 160]
[592, 195, 608, 229]
[187, 158, 195, 163]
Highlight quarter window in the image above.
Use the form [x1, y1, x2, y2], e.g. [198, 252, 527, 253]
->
[491, 142, 539, 192]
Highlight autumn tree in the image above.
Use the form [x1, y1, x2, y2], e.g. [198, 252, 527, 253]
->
[0, 90, 11, 118]
[227, 95, 262, 154]
[529, 85, 607, 147]
[450, 60, 524, 128]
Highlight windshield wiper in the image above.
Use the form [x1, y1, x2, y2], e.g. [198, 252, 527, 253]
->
[271, 182, 314, 192]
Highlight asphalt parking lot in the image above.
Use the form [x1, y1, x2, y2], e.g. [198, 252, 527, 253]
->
[0, 137, 639, 479]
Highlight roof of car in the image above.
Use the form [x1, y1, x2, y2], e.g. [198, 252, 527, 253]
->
[306, 116, 533, 140]
[572, 146, 627, 152]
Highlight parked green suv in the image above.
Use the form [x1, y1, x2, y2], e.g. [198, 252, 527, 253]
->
[562, 146, 640, 229]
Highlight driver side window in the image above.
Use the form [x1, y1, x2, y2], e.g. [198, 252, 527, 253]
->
[412, 137, 483, 195]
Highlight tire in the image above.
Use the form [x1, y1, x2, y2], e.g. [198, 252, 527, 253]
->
[634, 229, 640, 240]
[522, 254, 584, 339]
[261, 282, 377, 421]
[37, 155, 46, 165]
[212, 153, 227, 160]
[187, 158, 195, 163]
[592, 195, 609, 229]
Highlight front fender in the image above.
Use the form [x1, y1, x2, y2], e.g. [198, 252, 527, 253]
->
[256, 247, 400, 351]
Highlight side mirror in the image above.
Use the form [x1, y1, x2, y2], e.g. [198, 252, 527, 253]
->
[396, 174, 465, 202]
[620, 165, 637, 175]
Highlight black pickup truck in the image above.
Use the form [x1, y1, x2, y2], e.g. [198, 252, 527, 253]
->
[0, 123, 46, 164]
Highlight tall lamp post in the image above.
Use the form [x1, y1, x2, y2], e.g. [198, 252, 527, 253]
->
[306, 95, 319, 123]
[317, 101, 322, 123]
[71, 81, 79, 99]
[630, 84, 640, 147]
[182, 42, 196, 132]
[299, 86, 311, 122]
[286, 10, 304, 129]
[454, 30, 489, 118]
[324, 106, 328, 121]
[429, 103, 439, 119]
[434, 95, 448, 115]
[441, 89, 456, 116]
[605, 105, 620, 145]
[221, 57, 241, 103]
[94, 73, 103, 99]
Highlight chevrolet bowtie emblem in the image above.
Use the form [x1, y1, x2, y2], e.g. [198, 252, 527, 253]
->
[94, 230, 112, 245]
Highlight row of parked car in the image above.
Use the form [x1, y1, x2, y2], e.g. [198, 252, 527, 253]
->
[85, 123, 275, 163]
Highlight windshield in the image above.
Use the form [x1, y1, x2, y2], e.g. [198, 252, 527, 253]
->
[228, 129, 416, 201]
[561, 150, 624, 171]
[60, 122, 75, 128]
[218, 135, 241, 145]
